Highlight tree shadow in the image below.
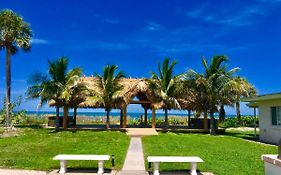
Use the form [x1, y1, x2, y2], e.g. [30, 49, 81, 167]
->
[16, 124, 45, 129]
[224, 131, 260, 142]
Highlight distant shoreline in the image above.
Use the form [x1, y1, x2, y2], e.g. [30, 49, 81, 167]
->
[23, 111, 253, 119]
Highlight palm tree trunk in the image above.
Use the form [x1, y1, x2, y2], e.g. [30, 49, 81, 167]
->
[5, 47, 11, 128]
[219, 105, 226, 122]
[187, 110, 191, 127]
[164, 108, 168, 127]
[203, 110, 208, 129]
[210, 111, 216, 135]
[63, 106, 68, 129]
[106, 110, 110, 129]
[236, 102, 241, 125]
[120, 109, 123, 128]
[144, 108, 148, 127]
[73, 107, 77, 127]
[55, 106, 60, 131]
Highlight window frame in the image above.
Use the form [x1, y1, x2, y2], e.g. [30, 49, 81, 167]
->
[271, 106, 281, 127]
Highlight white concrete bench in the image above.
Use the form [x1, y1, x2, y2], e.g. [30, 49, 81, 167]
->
[53, 154, 110, 174]
[147, 156, 203, 175]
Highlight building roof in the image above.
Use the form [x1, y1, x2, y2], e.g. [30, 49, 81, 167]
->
[242, 92, 281, 102]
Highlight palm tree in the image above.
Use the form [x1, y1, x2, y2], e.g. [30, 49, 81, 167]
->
[149, 58, 181, 127]
[185, 55, 239, 133]
[222, 77, 256, 124]
[27, 57, 86, 129]
[59, 67, 88, 129]
[0, 9, 32, 127]
[94, 65, 125, 129]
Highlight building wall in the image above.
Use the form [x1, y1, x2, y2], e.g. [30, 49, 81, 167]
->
[258, 99, 281, 144]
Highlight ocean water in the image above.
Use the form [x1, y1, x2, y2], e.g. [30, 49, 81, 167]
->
[25, 111, 239, 119]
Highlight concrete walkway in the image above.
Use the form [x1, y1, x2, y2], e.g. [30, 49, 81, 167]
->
[0, 169, 46, 175]
[126, 128, 158, 137]
[116, 137, 148, 175]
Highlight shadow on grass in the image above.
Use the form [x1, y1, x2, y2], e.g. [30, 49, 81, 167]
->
[16, 124, 45, 129]
[224, 131, 260, 142]
[49, 168, 113, 174]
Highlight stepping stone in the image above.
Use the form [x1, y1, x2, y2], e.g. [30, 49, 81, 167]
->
[126, 128, 158, 137]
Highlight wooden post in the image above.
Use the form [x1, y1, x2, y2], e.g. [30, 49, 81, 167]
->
[144, 108, 148, 126]
[254, 107, 257, 137]
[203, 110, 208, 129]
[188, 110, 191, 127]
[123, 107, 127, 128]
[120, 109, 123, 128]
[73, 107, 77, 127]
[152, 108, 156, 128]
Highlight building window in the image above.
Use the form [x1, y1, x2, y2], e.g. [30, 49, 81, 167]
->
[271, 106, 281, 126]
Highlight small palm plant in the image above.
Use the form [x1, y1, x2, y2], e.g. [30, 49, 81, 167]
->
[94, 65, 125, 129]
[149, 58, 181, 127]
[0, 9, 32, 127]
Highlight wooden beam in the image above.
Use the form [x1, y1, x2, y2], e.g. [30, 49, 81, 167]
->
[152, 108, 156, 128]
[130, 100, 151, 104]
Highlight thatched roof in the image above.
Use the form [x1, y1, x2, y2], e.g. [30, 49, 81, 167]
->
[78, 77, 155, 109]
[50, 77, 193, 110]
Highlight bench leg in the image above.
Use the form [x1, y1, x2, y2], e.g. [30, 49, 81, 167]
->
[190, 162, 197, 175]
[59, 160, 67, 174]
[153, 162, 160, 175]
[97, 160, 104, 175]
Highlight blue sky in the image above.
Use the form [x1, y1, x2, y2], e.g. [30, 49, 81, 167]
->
[1, 0, 281, 114]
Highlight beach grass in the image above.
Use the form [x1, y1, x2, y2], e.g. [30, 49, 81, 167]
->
[0, 127, 129, 170]
[142, 129, 277, 175]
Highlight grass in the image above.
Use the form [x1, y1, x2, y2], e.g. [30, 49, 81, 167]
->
[0, 127, 130, 170]
[0, 126, 277, 174]
[142, 129, 277, 175]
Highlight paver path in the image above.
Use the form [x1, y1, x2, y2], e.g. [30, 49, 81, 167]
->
[116, 137, 148, 175]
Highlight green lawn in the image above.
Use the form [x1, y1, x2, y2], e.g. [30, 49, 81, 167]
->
[0, 127, 130, 170]
[0, 127, 277, 174]
[142, 130, 277, 175]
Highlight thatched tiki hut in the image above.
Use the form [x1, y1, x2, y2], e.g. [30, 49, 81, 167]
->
[78, 77, 159, 128]
[50, 77, 193, 128]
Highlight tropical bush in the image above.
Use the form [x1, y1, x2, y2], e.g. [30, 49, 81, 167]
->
[219, 116, 259, 128]
[0, 96, 47, 126]
[0, 97, 25, 126]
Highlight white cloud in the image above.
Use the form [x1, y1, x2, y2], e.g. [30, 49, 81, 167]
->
[31, 38, 49, 44]
[145, 21, 165, 31]
[186, 4, 266, 26]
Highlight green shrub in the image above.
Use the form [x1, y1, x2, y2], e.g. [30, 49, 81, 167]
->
[219, 116, 259, 128]
[169, 116, 187, 125]
[21, 115, 48, 125]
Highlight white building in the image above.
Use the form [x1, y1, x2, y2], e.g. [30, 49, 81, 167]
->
[243, 93, 281, 145]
